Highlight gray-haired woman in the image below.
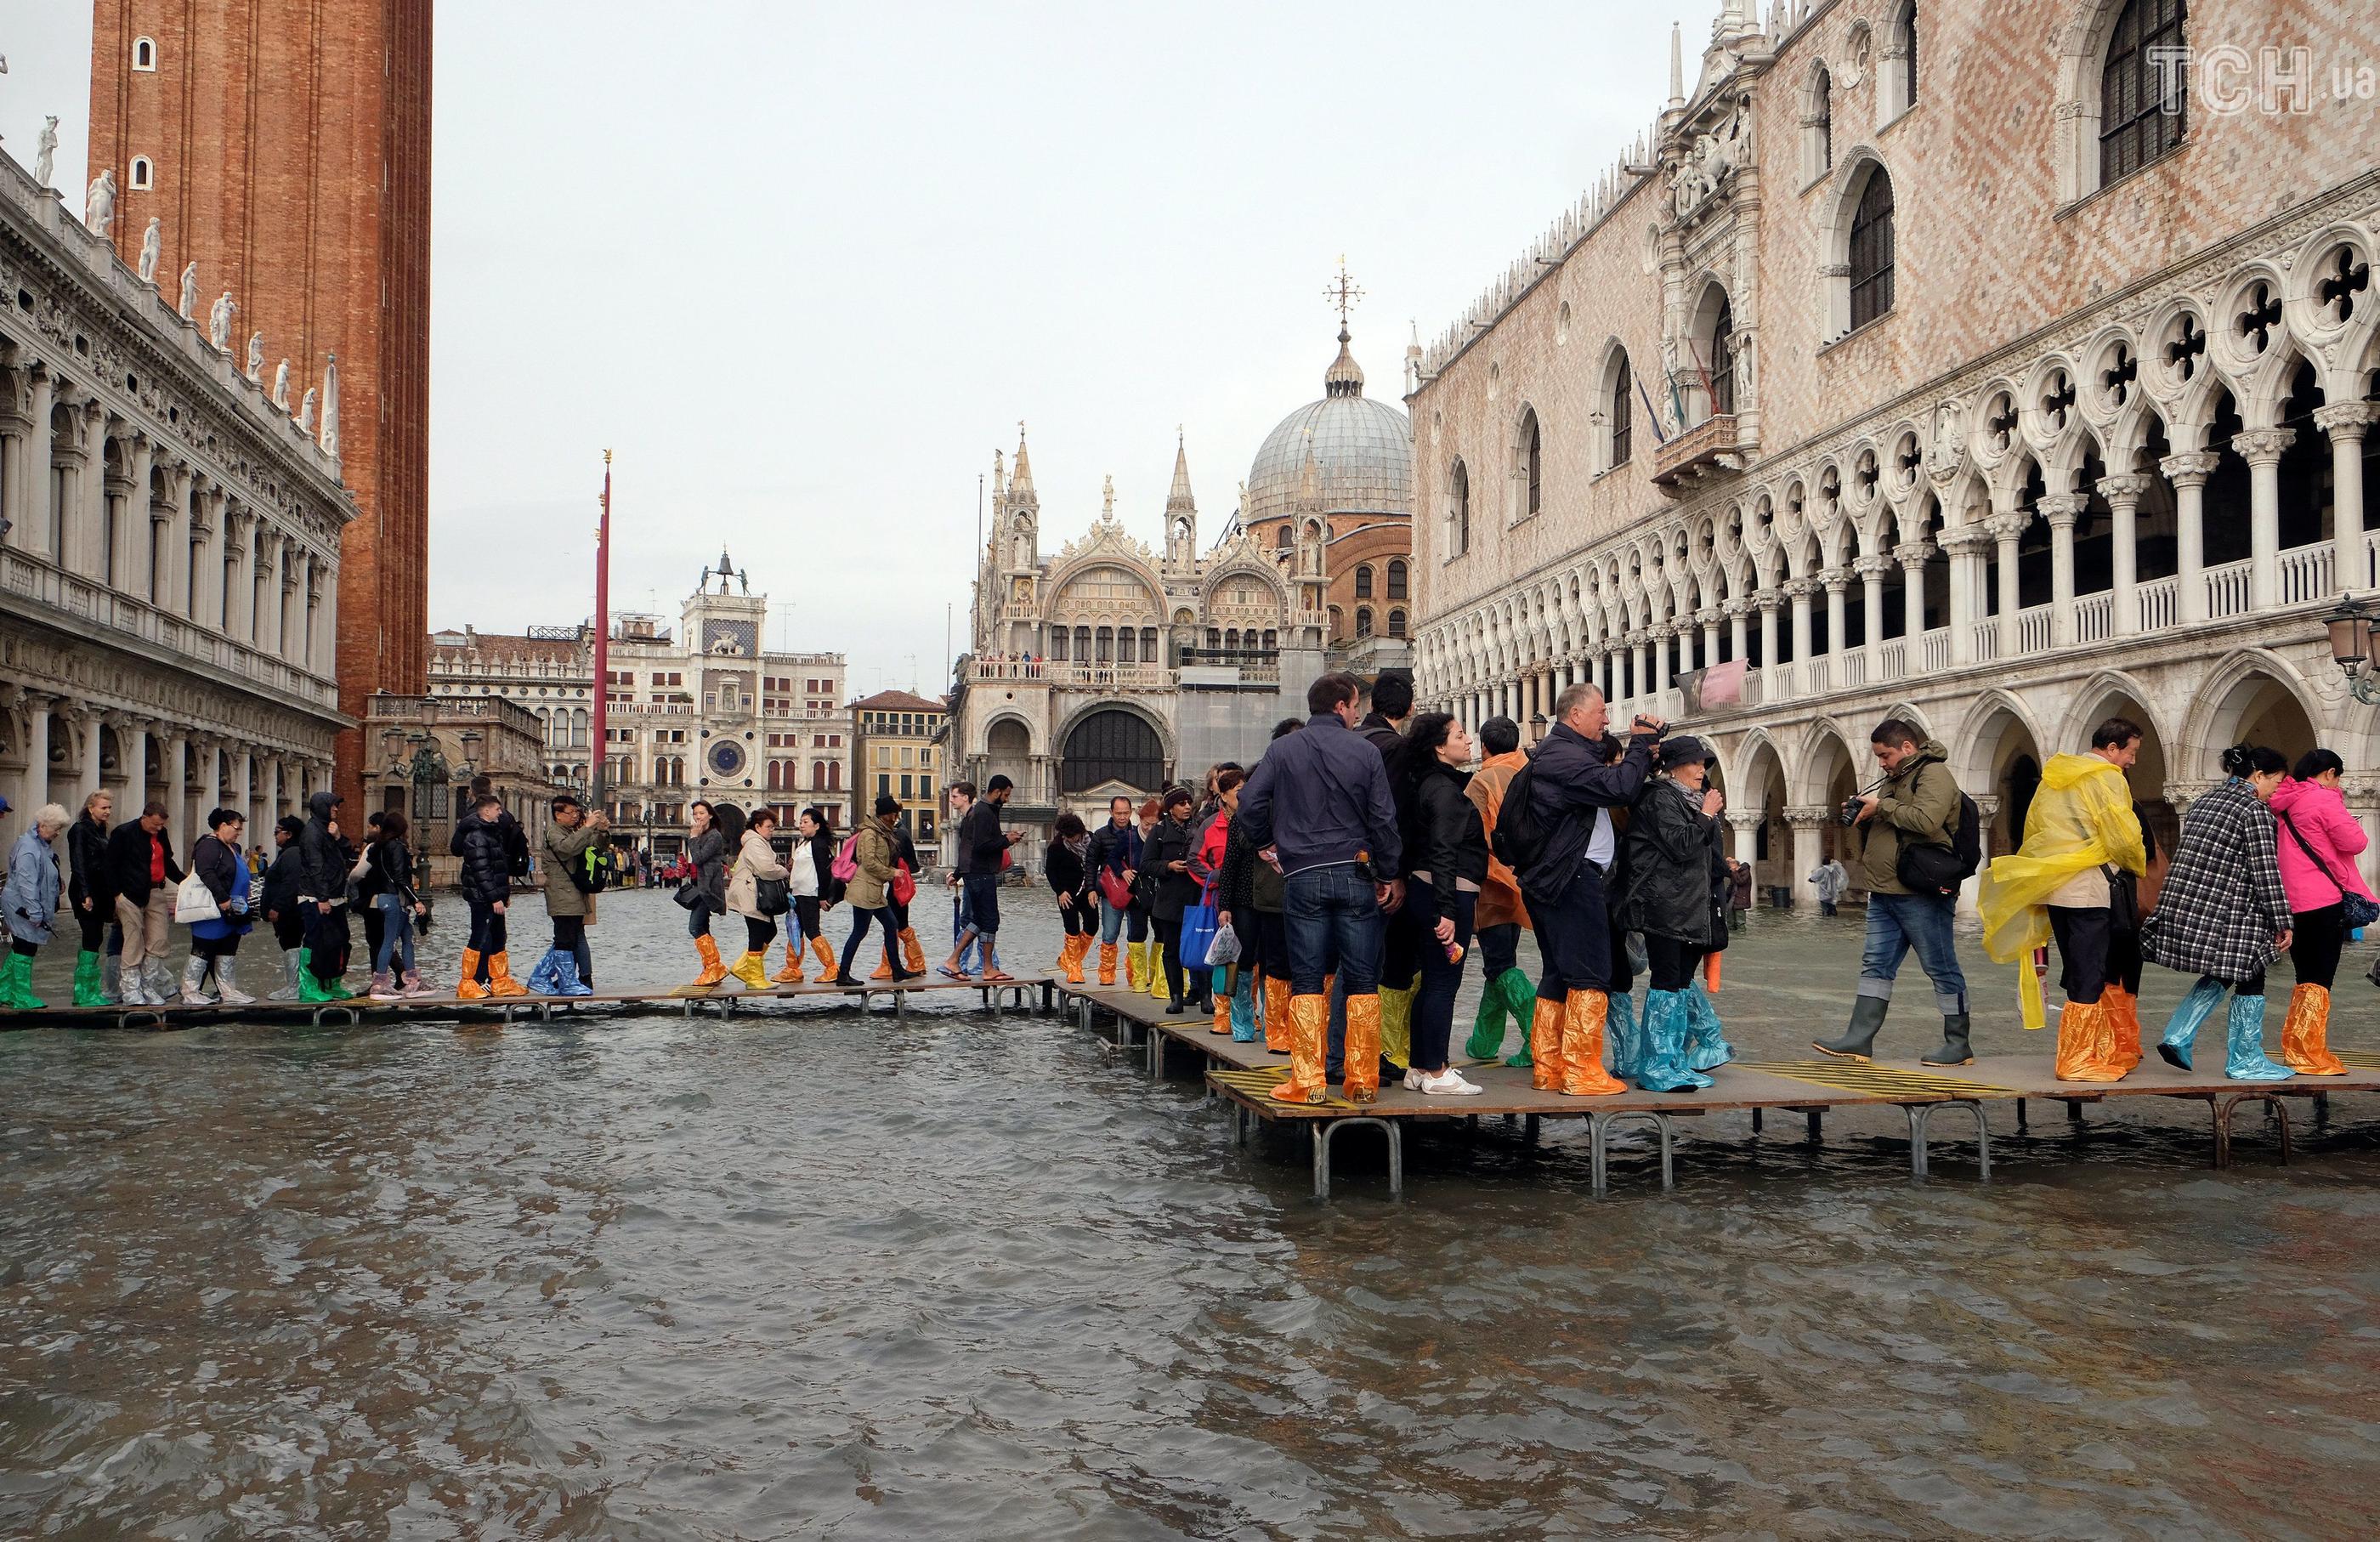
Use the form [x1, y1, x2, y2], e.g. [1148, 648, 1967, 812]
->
[3, 803, 70, 1010]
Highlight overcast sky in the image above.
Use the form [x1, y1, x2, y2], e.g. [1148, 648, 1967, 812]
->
[6, 2, 1680, 698]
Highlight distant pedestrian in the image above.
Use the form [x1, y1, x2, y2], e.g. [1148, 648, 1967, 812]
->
[1046, 813, 1095, 985]
[1386, 713, 1486, 1095]
[677, 799, 733, 992]
[1808, 855, 1848, 916]
[262, 814, 307, 1000]
[836, 794, 918, 984]
[773, 806, 837, 984]
[724, 808, 791, 989]
[1461, 716, 1534, 1063]
[105, 800, 183, 1006]
[296, 791, 353, 1002]
[1145, 788, 1201, 1014]
[178, 807, 256, 1005]
[453, 793, 527, 998]
[943, 775, 1018, 982]
[1086, 795, 1143, 986]
[366, 810, 429, 1000]
[66, 791, 115, 1005]
[2269, 747, 2371, 1076]
[2145, 744, 2295, 1080]
[530, 794, 608, 997]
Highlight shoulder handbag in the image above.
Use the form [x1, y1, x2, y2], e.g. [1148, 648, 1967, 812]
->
[2277, 810, 2380, 928]
[173, 870, 220, 924]
[753, 861, 791, 916]
[1097, 865, 1132, 910]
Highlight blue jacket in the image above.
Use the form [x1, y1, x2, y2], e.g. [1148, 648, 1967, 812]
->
[4, 830, 62, 946]
[1519, 722, 1657, 909]
[1238, 712, 1402, 882]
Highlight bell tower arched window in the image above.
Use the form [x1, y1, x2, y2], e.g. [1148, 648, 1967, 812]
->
[2100, 0, 2187, 184]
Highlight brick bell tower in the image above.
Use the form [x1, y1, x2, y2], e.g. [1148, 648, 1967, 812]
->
[87, 2, 434, 809]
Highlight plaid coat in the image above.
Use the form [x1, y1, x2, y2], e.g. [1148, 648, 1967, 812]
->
[2141, 780, 2291, 982]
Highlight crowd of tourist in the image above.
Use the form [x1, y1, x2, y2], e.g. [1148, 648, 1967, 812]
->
[0, 671, 2368, 1098]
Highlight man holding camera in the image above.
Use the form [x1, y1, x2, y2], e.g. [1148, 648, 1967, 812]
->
[1518, 683, 1661, 1097]
[1814, 718, 1972, 1065]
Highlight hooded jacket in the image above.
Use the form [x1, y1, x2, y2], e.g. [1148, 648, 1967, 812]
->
[1854, 738, 1961, 897]
[450, 808, 514, 907]
[541, 819, 609, 920]
[1976, 751, 2146, 1027]
[1464, 750, 1532, 932]
[847, 815, 899, 910]
[263, 828, 308, 920]
[1617, 776, 1725, 947]
[3, 829, 61, 946]
[298, 791, 347, 904]
[2268, 775, 2376, 914]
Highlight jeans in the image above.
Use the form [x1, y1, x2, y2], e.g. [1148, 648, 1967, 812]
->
[1858, 890, 1968, 1014]
[374, 892, 414, 974]
[1283, 863, 1384, 997]
[1643, 932, 1703, 992]
[954, 887, 1002, 972]
[963, 874, 1001, 940]
[1099, 895, 1137, 945]
[842, 905, 899, 977]
[1476, 921, 1520, 982]
[1534, 860, 1615, 999]
[1410, 887, 1474, 1072]
[688, 899, 716, 939]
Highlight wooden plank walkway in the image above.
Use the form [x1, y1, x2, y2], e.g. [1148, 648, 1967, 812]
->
[1057, 983, 2380, 1199]
[0, 974, 1057, 1031]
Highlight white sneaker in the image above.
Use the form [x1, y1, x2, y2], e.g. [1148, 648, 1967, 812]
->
[1417, 1068, 1483, 1096]
[1402, 1069, 1426, 1091]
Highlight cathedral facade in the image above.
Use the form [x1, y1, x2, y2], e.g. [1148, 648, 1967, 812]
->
[1408, 0, 2380, 909]
[952, 324, 1415, 853]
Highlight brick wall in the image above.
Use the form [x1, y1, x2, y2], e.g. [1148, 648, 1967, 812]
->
[88, 0, 433, 809]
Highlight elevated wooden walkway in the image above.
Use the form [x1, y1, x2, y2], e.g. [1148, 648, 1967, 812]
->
[0, 974, 1057, 1031]
[1057, 983, 2380, 1199]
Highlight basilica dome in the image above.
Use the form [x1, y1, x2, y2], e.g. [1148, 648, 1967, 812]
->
[1244, 326, 1414, 527]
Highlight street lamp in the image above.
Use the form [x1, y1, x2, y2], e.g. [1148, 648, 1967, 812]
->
[2324, 598, 2380, 705]
[385, 731, 449, 891]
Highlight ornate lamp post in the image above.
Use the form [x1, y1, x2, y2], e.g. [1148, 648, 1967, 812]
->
[2324, 598, 2380, 706]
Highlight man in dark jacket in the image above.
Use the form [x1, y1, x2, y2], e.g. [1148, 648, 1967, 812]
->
[104, 801, 183, 1006]
[941, 776, 1018, 979]
[296, 791, 354, 1000]
[262, 814, 309, 999]
[1357, 672, 1412, 757]
[1238, 672, 1404, 1105]
[451, 794, 526, 997]
[1517, 683, 1661, 1096]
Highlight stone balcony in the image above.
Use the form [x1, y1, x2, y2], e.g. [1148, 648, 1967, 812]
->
[1650, 413, 1748, 497]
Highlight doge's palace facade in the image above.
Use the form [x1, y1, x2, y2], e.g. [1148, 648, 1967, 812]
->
[0, 144, 353, 834]
[1410, 0, 2380, 909]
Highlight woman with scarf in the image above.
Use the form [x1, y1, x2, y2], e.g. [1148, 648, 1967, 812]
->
[1144, 788, 1201, 1014]
[1388, 714, 1488, 1094]
[1045, 814, 1096, 984]
[2142, 744, 2296, 1080]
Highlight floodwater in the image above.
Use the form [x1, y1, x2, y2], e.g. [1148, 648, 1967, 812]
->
[5, 887, 2379, 1539]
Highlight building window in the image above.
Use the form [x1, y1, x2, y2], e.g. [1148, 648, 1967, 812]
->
[129, 156, 153, 190]
[1448, 459, 1470, 557]
[1386, 559, 1408, 600]
[1805, 65, 1833, 183]
[878, 774, 891, 797]
[1354, 564, 1374, 599]
[1606, 350, 1634, 470]
[1883, 3, 1918, 120]
[1061, 709, 1164, 794]
[1141, 626, 1157, 660]
[1848, 167, 1896, 329]
[133, 37, 156, 71]
[1388, 608, 1407, 638]
[2100, 0, 2186, 185]
[1118, 627, 1136, 665]
[1706, 298, 1737, 417]
[1519, 408, 1542, 518]
[1049, 628, 1068, 660]
[1356, 607, 1374, 638]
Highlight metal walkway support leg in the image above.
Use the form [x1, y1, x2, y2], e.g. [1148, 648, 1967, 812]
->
[1312, 1117, 1402, 1201]
[2211, 1091, 2292, 1169]
[1588, 1109, 1676, 1193]
[1904, 1100, 1990, 1181]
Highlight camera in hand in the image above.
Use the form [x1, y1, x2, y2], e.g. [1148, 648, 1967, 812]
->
[1837, 794, 1865, 827]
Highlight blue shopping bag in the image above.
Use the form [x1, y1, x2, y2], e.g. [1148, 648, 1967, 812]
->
[1180, 890, 1219, 971]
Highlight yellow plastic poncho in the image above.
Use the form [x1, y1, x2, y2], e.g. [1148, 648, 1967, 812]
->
[1975, 753, 2147, 1030]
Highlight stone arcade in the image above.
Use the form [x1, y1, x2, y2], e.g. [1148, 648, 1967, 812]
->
[0, 139, 352, 833]
[1408, 0, 2380, 910]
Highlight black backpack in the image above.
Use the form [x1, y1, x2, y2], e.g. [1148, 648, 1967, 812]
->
[1490, 763, 1549, 875]
[1896, 769, 1982, 895]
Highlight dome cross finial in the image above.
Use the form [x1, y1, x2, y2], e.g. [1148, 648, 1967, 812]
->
[1323, 255, 1364, 328]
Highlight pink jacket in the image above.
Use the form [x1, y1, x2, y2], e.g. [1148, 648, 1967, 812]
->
[2267, 776, 2375, 913]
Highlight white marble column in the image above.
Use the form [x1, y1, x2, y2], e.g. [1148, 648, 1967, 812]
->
[163, 733, 188, 833]
[1786, 581, 1814, 680]
[2163, 452, 2216, 624]
[1757, 591, 1779, 675]
[1898, 542, 1933, 640]
[71, 400, 106, 576]
[1652, 624, 1673, 694]
[232, 749, 254, 833]
[17, 370, 57, 557]
[2099, 475, 2148, 635]
[73, 710, 103, 814]
[1726, 599, 1750, 665]
[1788, 809, 1825, 911]
[17, 694, 52, 815]
[2317, 403, 2376, 593]
[1728, 811, 1760, 865]
[1700, 607, 1722, 669]
[125, 434, 156, 601]
[2235, 428, 2293, 609]
[1856, 557, 1889, 666]
[1990, 512, 2026, 656]
[119, 718, 150, 813]
[1822, 568, 1850, 670]
[2039, 494, 2082, 646]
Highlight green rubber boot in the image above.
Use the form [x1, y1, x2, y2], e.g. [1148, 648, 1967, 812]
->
[72, 950, 105, 1006]
[298, 949, 338, 1003]
[1496, 969, 1538, 1068]
[3, 953, 48, 1011]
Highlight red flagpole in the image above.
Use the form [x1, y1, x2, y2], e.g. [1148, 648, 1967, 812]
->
[592, 450, 612, 813]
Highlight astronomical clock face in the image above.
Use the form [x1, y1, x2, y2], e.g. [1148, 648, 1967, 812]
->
[704, 619, 756, 655]
[709, 740, 747, 780]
